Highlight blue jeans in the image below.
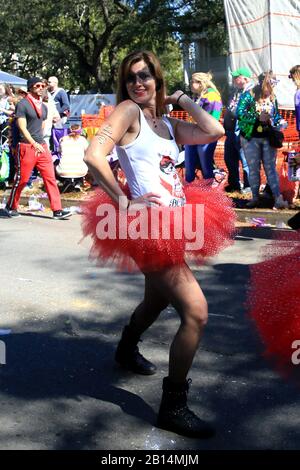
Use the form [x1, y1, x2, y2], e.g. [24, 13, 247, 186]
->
[185, 141, 217, 182]
[224, 130, 250, 188]
[241, 136, 280, 199]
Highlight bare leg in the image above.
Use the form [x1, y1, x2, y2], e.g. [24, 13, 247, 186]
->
[128, 275, 169, 336]
[146, 263, 208, 382]
[116, 263, 207, 382]
[115, 276, 169, 375]
[152, 263, 214, 438]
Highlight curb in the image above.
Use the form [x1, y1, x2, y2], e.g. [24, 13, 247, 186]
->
[23, 196, 299, 225]
[17, 195, 87, 210]
[235, 207, 297, 224]
[2, 192, 298, 225]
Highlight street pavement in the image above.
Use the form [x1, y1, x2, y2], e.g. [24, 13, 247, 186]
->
[0, 213, 300, 450]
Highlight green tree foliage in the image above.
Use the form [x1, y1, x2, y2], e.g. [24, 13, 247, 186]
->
[0, 0, 226, 92]
[177, 0, 227, 54]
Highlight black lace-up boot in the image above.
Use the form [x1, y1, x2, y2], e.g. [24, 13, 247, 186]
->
[157, 377, 215, 438]
[288, 211, 300, 230]
[115, 325, 157, 375]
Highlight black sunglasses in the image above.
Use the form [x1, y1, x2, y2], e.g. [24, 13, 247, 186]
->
[126, 70, 154, 84]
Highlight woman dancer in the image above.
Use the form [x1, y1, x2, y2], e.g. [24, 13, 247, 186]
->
[82, 51, 236, 438]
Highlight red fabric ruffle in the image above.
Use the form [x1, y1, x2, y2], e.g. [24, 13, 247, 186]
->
[247, 230, 300, 380]
[81, 180, 237, 272]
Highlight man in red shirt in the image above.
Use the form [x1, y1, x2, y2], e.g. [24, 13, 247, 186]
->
[2, 77, 71, 219]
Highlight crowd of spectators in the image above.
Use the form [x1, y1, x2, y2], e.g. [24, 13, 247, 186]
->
[0, 64, 299, 216]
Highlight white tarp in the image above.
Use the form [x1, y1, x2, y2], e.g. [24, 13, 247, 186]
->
[70, 94, 116, 116]
[224, 0, 300, 108]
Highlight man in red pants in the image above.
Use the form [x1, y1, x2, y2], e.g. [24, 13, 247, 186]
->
[3, 76, 71, 219]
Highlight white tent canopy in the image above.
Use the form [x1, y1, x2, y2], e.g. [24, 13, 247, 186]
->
[0, 70, 27, 87]
[224, 0, 300, 108]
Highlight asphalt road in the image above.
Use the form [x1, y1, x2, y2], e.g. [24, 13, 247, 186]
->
[0, 213, 300, 450]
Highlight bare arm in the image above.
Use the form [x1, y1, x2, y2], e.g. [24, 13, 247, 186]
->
[84, 101, 136, 209]
[0, 107, 14, 117]
[0, 98, 14, 116]
[53, 107, 60, 123]
[165, 91, 225, 145]
[84, 100, 161, 209]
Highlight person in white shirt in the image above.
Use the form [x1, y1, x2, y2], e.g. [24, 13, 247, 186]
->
[82, 50, 236, 438]
[55, 124, 88, 190]
[47, 76, 70, 125]
[42, 83, 61, 148]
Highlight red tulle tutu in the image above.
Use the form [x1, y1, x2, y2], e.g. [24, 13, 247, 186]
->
[247, 230, 300, 379]
[81, 180, 236, 272]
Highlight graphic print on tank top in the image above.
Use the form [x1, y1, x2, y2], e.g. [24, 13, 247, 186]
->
[159, 154, 186, 207]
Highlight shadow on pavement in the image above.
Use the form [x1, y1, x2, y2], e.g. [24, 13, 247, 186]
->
[1, 228, 300, 450]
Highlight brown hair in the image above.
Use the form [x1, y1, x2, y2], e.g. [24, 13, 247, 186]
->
[0, 83, 14, 97]
[253, 70, 276, 102]
[289, 65, 300, 76]
[116, 50, 166, 117]
[289, 65, 300, 88]
[68, 124, 82, 139]
[42, 79, 49, 102]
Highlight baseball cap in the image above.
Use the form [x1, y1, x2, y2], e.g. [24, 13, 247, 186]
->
[231, 67, 252, 79]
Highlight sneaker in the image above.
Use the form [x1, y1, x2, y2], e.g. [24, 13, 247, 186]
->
[53, 209, 72, 220]
[8, 209, 21, 217]
[0, 208, 11, 218]
[241, 186, 252, 194]
[74, 183, 81, 192]
[273, 195, 288, 210]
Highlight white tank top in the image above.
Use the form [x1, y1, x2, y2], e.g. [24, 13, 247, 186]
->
[116, 108, 186, 207]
